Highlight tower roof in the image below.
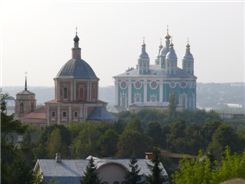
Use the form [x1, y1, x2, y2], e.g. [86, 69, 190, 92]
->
[55, 58, 99, 79]
[183, 39, 194, 60]
[166, 40, 177, 59]
[139, 38, 149, 59]
[55, 32, 99, 80]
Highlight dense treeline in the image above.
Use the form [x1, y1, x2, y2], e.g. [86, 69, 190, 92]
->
[2, 92, 245, 183]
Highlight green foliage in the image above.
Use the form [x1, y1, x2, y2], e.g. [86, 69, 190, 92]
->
[147, 122, 164, 148]
[81, 157, 101, 184]
[47, 128, 68, 158]
[145, 148, 165, 184]
[99, 129, 119, 157]
[125, 156, 143, 184]
[8, 152, 35, 184]
[172, 147, 245, 184]
[71, 122, 101, 158]
[168, 92, 178, 119]
[33, 124, 70, 159]
[117, 118, 152, 158]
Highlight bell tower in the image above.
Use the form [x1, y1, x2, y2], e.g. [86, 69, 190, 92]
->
[15, 73, 36, 118]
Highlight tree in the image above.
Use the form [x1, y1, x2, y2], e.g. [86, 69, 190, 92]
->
[168, 92, 178, 119]
[117, 129, 151, 158]
[145, 148, 165, 184]
[8, 152, 35, 184]
[172, 147, 245, 184]
[125, 156, 143, 184]
[81, 157, 101, 184]
[47, 128, 68, 158]
[147, 122, 164, 148]
[99, 129, 119, 157]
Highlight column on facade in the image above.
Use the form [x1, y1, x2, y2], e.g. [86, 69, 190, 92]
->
[57, 82, 60, 101]
[159, 82, 163, 102]
[57, 106, 60, 124]
[47, 105, 50, 126]
[69, 106, 72, 122]
[79, 104, 83, 122]
[144, 79, 147, 102]
[128, 80, 132, 106]
[115, 79, 118, 106]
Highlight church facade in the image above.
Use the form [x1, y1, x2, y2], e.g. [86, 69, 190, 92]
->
[113, 30, 197, 110]
[15, 33, 118, 130]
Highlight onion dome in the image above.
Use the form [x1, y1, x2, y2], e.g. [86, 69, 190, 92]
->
[156, 39, 163, 58]
[183, 40, 194, 60]
[160, 29, 171, 57]
[73, 35, 79, 43]
[139, 39, 149, 59]
[166, 41, 177, 59]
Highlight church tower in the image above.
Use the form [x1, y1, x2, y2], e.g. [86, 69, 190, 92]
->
[15, 74, 36, 118]
[155, 39, 163, 65]
[137, 39, 150, 74]
[159, 29, 171, 68]
[165, 40, 178, 75]
[182, 40, 194, 75]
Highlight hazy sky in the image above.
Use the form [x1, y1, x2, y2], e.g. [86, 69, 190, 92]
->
[1, 1, 244, 87]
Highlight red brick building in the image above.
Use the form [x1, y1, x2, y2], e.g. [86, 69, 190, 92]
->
[15, 33, 118, 129]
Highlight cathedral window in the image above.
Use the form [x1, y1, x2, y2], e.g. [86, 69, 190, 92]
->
[122, 96, 126, 107]
[170, 81, 176, 88]
[64, 88, 68, 99]
[150, 81, 158, 89]
[62, 111, 67, 118]
[74, 111, 78, 118]
[120, 81, 127, 89]
[52, 111, 56, 117]
[134, 81, 142, 89]
[182, 96, 186, 108]
[180, 81, 187, 88]
[134, 93, 141, 102]
[31, 102, 34, 112]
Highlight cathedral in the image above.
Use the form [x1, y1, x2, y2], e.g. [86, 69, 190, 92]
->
[15, 32, 118, 130]
[113, 29, 197, 110]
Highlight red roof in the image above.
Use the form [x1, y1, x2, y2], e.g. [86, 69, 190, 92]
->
[23, 106, 46, 119]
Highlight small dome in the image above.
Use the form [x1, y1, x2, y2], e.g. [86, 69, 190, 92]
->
[166, 44, 177, 59]
[73, 35, 79, 43]
[183, 52, 194, 60]
[139, 41, 149, 59]
[55, 58, 99, 79]
[160, 46, 169, 57]
[139, 51, 149, 59]
[183, 43, 194, 60]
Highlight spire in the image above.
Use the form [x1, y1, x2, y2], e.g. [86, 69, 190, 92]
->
[25, 72, 27, 91]
[169, 38, 174, 48]
[159, 38, 163, 49]
[142, 37, 146, 48]
[72, 27, 81, 59]
[73, 27, 79, 43]
[165, 25, 171, 40]
[186, 38, 190, 49]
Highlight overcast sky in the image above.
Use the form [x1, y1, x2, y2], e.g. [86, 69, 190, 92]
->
[1, 1, 244, 87]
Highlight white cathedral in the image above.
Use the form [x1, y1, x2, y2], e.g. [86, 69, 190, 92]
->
[113, 29, 197, 111]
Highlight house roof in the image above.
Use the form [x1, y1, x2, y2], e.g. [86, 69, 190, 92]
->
[22, 106, 46, 119]
[34, 157, 168, 184]
[114, 64, 197, 79]
[107, 105, 127, 113]
[86, 107, 119, 121]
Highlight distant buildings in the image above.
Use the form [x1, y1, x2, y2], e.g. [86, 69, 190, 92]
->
[113, 29, 197, 111]
[15, 33, 118, 129]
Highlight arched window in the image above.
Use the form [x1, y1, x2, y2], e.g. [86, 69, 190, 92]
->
[52, 111, 56, 118]
[64, 88, 68, 99]
[182, 97, 186, 108]
[20, 103, 24, 113]
[74, 111, 78, 118]
[62, 111, 67, 118]
[122, 96, 126, 107]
